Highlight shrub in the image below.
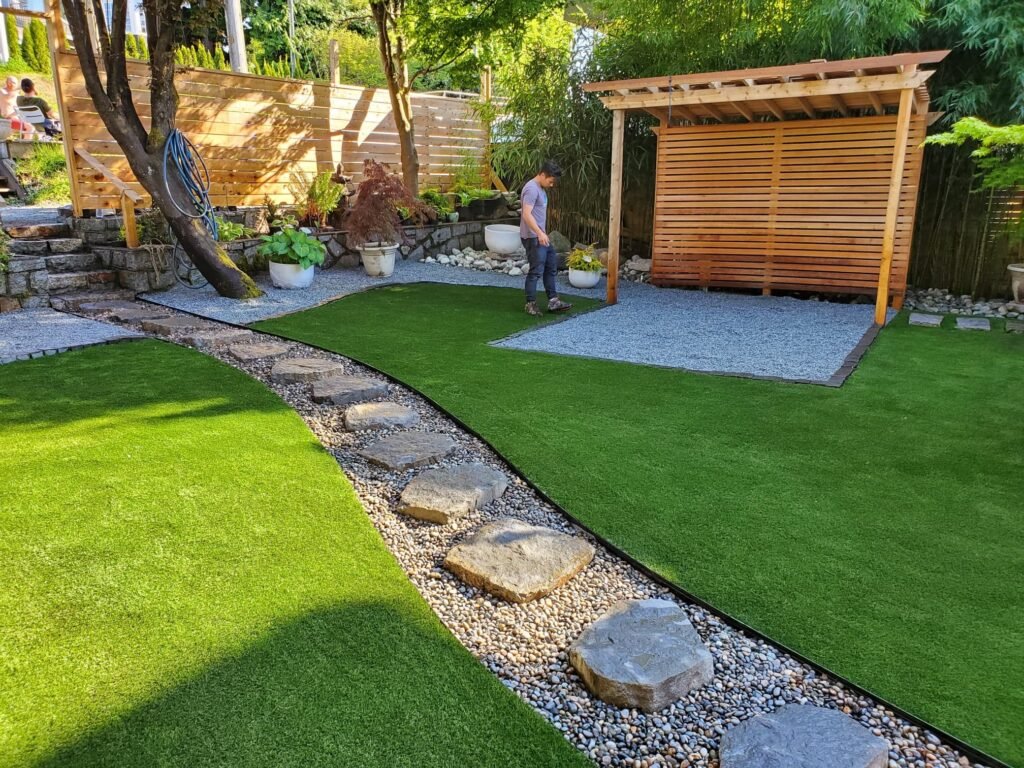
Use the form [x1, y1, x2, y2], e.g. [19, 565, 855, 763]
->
[419, 188, 453, 218]
[566, 243, 602, 272]
[215, 217, 254, 242]
[345, 159, 426, 247]
[257, 228, 326, 268]
[305, 171, 344, 229]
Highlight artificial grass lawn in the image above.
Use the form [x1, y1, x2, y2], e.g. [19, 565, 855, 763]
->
[258, 283, 1024, 766]
[0, 340, 588, 768]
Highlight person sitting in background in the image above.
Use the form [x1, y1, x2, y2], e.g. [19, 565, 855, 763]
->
[0, 76, 19, 119]
[17, 78, 61, 137]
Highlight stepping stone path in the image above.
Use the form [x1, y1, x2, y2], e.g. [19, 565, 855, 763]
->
[569, 599, 713, 712]
[357, 431, 455, 471]
[344, 402, 419, 431]
[956, 317, 990, 331]
[908, 312, 943, 327]
[141, 315, 217, 334]
[181, 328, 252, 348]
[270, 357, 345, 383]
[78, 300, 142, 314]
[107, 307, 171, 323]
[398, 463, 508, 524]
[228, 342, 292, 361]
[443, 518, 594, 603]
[719, 704, 888, 768]
[312, 375, 389, 405]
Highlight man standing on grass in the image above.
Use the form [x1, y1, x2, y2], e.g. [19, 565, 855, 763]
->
[521, 160, 572, 316]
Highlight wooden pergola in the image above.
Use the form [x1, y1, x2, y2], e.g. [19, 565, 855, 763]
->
[584, 51, 949, 324]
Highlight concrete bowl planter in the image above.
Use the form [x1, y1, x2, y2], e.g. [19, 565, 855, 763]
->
[485, 224, 521, 255]
[1009, 263, 1024, 302]
[568, 268, 602, 289]
[269, 260, 315, 289]
[358, 242, 398, 277]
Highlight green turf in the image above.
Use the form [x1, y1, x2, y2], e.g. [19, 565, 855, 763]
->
[0, 340, 588, 768]
[257, 283, 1024, 766]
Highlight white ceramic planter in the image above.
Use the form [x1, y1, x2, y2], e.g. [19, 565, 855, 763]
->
[568, 268, 601, 289]
[359, 242, 398, 277]
[269, 260, 315, 289]
[1008, 263, 1024, 302]
[485, 224, 521, 255]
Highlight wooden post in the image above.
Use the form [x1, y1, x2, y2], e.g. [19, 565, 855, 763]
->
[45, 1, 85, 216]
[606, 108, 625, 304]
[121, 192, 139, 247]
[224, 0, 248, 73]
[329, 39, 340, 85]
[874, 87, 914, 325]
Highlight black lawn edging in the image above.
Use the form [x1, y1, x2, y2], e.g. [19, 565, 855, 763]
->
[135, 291, 1010, 768]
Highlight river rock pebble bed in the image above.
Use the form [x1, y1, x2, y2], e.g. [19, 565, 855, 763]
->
[76, 301, 983, 768]
[905, 287, 1022, 318]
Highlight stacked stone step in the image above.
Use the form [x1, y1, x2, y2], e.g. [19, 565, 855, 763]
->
[260, 354, 892, 764]
[1, 225, 119, 312]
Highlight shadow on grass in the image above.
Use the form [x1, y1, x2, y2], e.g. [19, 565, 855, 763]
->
[32, 602, 574, 768]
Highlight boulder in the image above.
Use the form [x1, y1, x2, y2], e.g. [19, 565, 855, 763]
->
[443, 518, 594, 603]
[569, 599, 713, 712]
[398, 463, 508, 524]
[549, 230, 571, 254]
[719, 705, 888, 768]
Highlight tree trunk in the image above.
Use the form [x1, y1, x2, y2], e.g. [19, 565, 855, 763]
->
[62, 0, 261, 299]
[372, 1, 420, 195]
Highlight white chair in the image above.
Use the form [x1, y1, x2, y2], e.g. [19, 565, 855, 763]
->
[16, 106, 46, 139]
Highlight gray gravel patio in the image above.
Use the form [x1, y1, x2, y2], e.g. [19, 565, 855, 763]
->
[141, 260, 890, 383]
[0, 308, 142, 363]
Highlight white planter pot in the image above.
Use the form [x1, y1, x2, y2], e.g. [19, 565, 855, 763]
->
[269, 261, 315, 289]
[1008, 263, 1024, 303]
[568, 268, 601, 289]
[359, 242, 398, 277]
[485, 224, 521, 255]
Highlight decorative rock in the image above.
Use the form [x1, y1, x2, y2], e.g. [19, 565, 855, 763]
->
[625, 256, 652, 273]
[955, 317, 990, 331]
[140, 315, 217, 333]
[719, 704, 888, 768]
[228, 342, 292, 361]
[443, 518, 594, 603]
[343, 401, 419, 431]
[569, 599, 714, 712]
[357, 431, 455, 470]
[181, 328, 251, 348]
[270, 357, 346, 382]
[398, 463, 508, 524]
[312, 375, 388, 405]
[908, 312, 943, 327]
[549, 230, 571, 254]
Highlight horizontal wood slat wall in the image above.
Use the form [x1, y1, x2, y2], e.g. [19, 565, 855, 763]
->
[57, 52, 488, 210]
[651, 115, 926, 297]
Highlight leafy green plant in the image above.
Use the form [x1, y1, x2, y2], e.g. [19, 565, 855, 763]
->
[566, 243, 602, 272]
[215, 217, 255, 242]
[419, 188, 453, 218]
[257, 228, 327, 268]
[0, 228, 10, 273]
[306, 171, 345, 229]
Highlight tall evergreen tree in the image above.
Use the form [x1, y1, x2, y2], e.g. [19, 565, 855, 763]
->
[4, 15, 23, 67]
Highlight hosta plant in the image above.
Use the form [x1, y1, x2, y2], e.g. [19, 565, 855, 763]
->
[258, 228, 326, 269]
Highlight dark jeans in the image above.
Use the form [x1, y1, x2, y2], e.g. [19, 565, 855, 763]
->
[523, 237, 557, 303]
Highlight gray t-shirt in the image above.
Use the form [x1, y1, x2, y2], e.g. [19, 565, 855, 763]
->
[519, 178, 547, 239]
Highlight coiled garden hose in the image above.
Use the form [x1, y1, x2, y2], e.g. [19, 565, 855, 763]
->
[162, 128, 218, 240]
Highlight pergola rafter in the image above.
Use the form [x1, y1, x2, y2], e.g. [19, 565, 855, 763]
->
[585, 51, 949, 323]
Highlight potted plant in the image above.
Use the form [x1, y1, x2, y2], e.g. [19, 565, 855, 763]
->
[258, 227, 326, 289]
[566, 244, 603, 289]
[346, 159, 426, 277]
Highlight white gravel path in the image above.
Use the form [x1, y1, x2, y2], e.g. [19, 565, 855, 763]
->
[0, 308, 142, 364]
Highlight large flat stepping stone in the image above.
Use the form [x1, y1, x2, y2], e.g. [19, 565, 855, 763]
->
[956, 316, 990, 331]
[78, 300, 140, 314]
[720, 704, 888, 768]
[443, 518, 594, 603]
[344, 402, 419, 431]
[398, 463, 508, 524]
[1005, 319, 1024, 334]
[270, 357, 345, 382]
[312, 375, 388, 405]
[357, 431, 455, 471]
[107, 307, 171, 322]
[569, 599, 713, 712]
[228, 342, 291, 361]
[908, 312, 942, 327]
[181, 328, 251, 348]
[141, 315, 216, 334]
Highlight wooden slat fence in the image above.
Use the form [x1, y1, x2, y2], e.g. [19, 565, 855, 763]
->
[57, 51, 488, 211]
[650, 115, 926, 298]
